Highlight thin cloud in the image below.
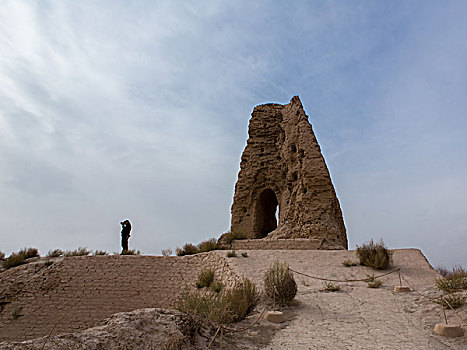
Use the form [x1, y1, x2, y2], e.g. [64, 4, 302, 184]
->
[0, 1, 465, 267]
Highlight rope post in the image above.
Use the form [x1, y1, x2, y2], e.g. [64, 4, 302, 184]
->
[435, 304, 464, 338]
[394, 269, 410, 293]
[442, 305, 448, 325]
[220, 326, 223, 350]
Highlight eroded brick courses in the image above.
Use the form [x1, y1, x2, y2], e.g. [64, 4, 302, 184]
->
[0, 253, 240, 342]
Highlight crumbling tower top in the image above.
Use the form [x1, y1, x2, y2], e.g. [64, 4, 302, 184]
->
[229, 96, 347, 249]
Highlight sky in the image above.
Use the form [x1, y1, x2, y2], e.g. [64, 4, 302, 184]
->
[0, 1, 466, 267]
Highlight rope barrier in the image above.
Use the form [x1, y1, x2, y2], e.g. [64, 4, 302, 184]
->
[288, 267, 401, 283]
[205, 267, 466, 348]
[399, 272, 467, 327]
[289, 266, 466, 327]
[206, 326, 222, 350]
[206, 307, 267, 349]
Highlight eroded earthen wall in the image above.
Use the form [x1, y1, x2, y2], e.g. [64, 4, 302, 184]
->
[230, 96, 347, 249]
[0, 253, 241, 342]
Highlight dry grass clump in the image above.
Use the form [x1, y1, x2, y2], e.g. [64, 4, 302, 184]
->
[436, 277, 467, 293]
[0, 251, 5, 260]
[20, 247, 39, 259]
[435, 294, 466, 309]
[432, 265, 467, 311]
[175, 277, 259, 324]
[367, 280, 382, 288]
[161, 248, 173, 256]
[3, 252, 27, 269]
[323, 281, 340, 292]
[210, 281, 223, 293]
[197, 239, 218, 253]
[47, 249, 64, 257]
[64, 247, 90, 257]
[223, 278, 259, 321]
[435, 266, 467, 292]
[241, 252, 248, 258]
[176, 243, 199, 256]
[433, 265, 466, 310]
[364, 274, 382, 288]
[163, 334, 187, 350]
[176, 238, 223, 256]
[356, 239, 392, 270]
[436, 265, 467, 279]
[3, 247, 40, 269]
[264, 260, 297, 306]
[226, 250, 237, 258]
[196, 269, 214, 289]
[121, 249, 141, 255]
[94, 250, 108, 255]
[342, 259, 357, 267]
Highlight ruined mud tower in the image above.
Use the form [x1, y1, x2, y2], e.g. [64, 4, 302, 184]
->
[230, 96, 348, 249]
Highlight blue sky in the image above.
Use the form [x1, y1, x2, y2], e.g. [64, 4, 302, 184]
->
[0, 1, 466, 267]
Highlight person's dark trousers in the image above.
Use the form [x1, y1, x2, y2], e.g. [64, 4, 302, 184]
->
[121, 235, 129, 252]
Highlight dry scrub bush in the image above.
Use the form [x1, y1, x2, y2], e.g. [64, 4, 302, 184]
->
[3, 247, 40, 269]
[47, 249, 64, 257]
[356, 239, 392, 270]
[64, 247, 90, 257]
[175, 278, 259, 324]
[176, 243, 199, 256]
[367, 280, 382, 288]
[264, 260, 297, 306]
[176, 238, 222, 256]
[161, 248, 173, 256]
[3, 252, 26, 269]
[435, 266, 467, 293]
[323, 281, 340, 292]
[210, 281, 223, 293]
[0, 251, 5, 260]
[342, 259, 357, 267]
[436, 277, 467, 293]
[364, 274, 382, 288]
[197, 238, 218, 253]
[226, 250, 237, 258]
[94, 250, 108, 255]
[196, 269, 214, 289]
[223, 278, 259, 321]
[20, 247, 39, 259]
[436, 265, 467, 279]
[435, 294, 466, 309]
[121, 249, 141, 255]
[163, 334, 187, 350]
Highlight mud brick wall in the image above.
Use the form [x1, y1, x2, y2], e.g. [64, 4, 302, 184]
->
[0, 252, 240, 342]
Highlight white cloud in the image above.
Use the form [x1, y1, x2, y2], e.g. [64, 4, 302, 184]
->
[0, 1, 465, 267]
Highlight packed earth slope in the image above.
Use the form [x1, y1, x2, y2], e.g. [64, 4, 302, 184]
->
[0, 253, 240, 342]
[1, 249, 466, 349]
[218, 248, 466, 349]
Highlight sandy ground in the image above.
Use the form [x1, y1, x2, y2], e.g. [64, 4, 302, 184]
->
[1, 249, 465, 349]
[217, 249, 467, 349]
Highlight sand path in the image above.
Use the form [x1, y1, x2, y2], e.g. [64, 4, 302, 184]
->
[218, 249, 466, 349]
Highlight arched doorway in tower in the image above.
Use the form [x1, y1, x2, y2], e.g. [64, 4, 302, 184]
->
[253, 189, 279, 238]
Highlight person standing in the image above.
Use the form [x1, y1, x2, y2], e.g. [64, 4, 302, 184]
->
[120, 219, 132, 253]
